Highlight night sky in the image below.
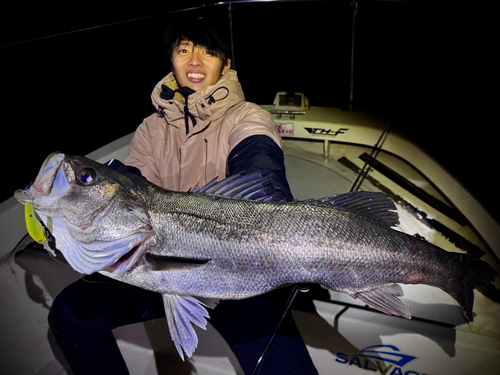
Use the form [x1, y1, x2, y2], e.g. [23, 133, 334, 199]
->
[1, 1, 497, 223]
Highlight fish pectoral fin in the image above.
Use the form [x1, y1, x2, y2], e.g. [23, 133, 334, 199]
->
[162, 294, 211, 361]
[353, 284, 411, 319]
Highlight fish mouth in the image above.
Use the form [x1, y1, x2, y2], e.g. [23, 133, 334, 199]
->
[14, 152, 68, 211]
[14, 188, 34, 205]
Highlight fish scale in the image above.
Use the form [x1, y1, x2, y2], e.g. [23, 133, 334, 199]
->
[14, 152, 497, 360]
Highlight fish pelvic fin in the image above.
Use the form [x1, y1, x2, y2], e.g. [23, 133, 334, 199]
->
[449, 254, 498, 322]
[354, 284, 411, 319]
[195, 297, 220, 309]
[309, 191, 399, 228]
[162, 294, 211, 360]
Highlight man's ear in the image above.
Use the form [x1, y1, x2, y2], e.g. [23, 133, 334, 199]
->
[222, 59, 231, 76]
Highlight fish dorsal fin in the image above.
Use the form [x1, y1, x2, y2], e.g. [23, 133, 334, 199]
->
[190, 172, 275, 201]
[354, 284, 411, 319]
[308, 191, 399, 228]
[162, 294, 211, 360]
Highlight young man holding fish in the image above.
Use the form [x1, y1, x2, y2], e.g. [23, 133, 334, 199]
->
[48, 19, 318, 375]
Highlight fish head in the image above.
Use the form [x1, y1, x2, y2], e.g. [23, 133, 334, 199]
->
[15, 152, 154, 275]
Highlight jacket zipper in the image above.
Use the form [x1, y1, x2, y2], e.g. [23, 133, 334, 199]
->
[179, 147, 182, 186]
[204, 139, 208, 183]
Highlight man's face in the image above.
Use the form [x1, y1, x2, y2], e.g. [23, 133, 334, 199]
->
[171, 40, 231, 91]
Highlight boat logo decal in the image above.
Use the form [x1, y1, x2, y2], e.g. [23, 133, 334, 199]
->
[276, 123, 295, 136]
[335, 345, 429, 375]
[305, 127, 349, 136]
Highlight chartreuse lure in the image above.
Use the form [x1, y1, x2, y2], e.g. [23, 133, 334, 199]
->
[25, 203, 47, 244]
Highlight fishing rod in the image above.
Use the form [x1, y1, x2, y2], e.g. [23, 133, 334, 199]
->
[251, 285, 310, 375]
[349, 112, 396, 193]
[251, 286, 298, 375]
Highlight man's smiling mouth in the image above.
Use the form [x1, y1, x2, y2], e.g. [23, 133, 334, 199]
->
[187, 73, 206, 79]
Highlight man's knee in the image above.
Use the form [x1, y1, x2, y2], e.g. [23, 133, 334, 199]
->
[48, 279, 107, 341]
[48, 289, 83, 342]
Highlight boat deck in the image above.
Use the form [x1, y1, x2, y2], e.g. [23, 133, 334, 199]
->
[1, 133, 499, 374]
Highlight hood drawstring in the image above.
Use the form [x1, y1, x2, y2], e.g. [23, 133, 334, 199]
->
[184, 105, 197, 135]
[205, 87, 229, 105]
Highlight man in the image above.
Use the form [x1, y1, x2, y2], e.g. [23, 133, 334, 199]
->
[49, 20, 318, 375]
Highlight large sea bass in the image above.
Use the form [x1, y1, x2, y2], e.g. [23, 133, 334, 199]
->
[15, 152, 497, 359]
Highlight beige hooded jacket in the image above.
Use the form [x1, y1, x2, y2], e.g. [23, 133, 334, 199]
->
[125, 70, 282, 191]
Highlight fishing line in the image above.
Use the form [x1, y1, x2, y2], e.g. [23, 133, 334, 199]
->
[45, 247, 71, 266]
[3, 234, 31, 275]
[5, 233, 67, 274]
[1, 15, 158, 49]
[79, 274, 97, 283]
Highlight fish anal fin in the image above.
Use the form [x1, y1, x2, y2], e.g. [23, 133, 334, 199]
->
[354, 284, 411, 319]
[162, 294, 211, 360]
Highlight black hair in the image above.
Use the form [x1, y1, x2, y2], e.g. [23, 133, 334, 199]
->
[164, 20, 230, 68]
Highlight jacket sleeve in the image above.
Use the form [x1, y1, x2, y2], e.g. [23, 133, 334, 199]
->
[227, 102, 283, 152]
[228, 135, 294, 202]
[124, 121, 162, 186]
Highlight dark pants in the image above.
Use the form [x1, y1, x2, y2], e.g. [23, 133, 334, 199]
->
[48, 273, 318, 375]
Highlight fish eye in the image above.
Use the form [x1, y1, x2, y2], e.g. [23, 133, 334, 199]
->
[77, 169, 96, 186]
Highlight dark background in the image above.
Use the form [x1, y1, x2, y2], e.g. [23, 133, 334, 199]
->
[1, 1, 497, 222]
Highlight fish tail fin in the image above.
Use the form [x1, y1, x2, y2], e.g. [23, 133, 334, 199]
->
[450, 254, 497, 321]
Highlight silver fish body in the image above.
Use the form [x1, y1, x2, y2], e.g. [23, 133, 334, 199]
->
[110, 190, 464, 300]
[15, 152, 498, 359]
